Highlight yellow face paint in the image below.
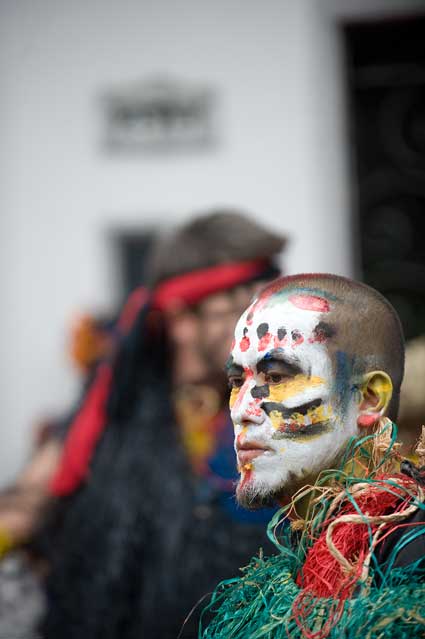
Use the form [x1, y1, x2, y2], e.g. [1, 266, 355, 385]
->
[269, 403, 333, 432]
[229, 387, 239, 409]
[306, 403, 332, 425]
[230, 374, 325, 410]
[266, 374, 325, 403]
[237, 461, 252, 474]
[269, 409, 284, 430]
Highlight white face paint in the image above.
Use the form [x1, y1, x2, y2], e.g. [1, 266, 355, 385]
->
[227, 292, 360, 507]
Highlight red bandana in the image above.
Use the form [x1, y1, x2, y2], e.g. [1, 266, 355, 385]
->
[152, 259, 269, 310]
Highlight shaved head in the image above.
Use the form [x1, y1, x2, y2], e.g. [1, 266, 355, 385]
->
[255, 274, 405, 419]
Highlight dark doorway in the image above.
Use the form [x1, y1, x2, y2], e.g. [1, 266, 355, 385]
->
[113, 229, 157, 301]
[344, 14, 425, 340]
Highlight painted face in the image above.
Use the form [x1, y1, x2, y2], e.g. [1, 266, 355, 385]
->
[227, 289, 360, 507]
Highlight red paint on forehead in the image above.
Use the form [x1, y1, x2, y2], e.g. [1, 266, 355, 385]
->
[258, 332, 272, 352]
[239, 335, 250, 352]
[291, 331, 304, 346]
[274, 334, 288, 348]
[288, 294, 330, 313]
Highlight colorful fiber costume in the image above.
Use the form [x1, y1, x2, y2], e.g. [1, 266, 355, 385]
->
[200, 273, 425, 639]
[41, 212, 285, 639]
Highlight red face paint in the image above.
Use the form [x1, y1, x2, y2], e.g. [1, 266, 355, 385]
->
[245, 401, 262, 417]
[308, 321, 335, 344]
[240, 335, 250, 351]
[291, 330, 304, 347]
[309, 331, 326, 344]
[289, 294, 330, 313]
[236, 432, 245, 448]
[240, 467, 253, 486]
[277, 420, 300, 435]
[274, 327, 288, 349]
[232, 368, 253, 412]
[258, 332, 272, 352]
[274, 334, 287, 348]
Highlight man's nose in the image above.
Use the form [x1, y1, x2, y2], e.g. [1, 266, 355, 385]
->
[231, 383, 265, 426]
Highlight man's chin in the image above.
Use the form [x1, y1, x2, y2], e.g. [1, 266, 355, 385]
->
[235, 481, 278, 510]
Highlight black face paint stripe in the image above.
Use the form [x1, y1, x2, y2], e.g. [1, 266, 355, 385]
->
[257, 355, 301, 376]
[262, 398, 323, 419]
[272, 421, 331, 439]
[250, 384, 270, 399]
[256, 323, 269, 338]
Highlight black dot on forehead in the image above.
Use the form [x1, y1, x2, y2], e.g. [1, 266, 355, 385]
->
[256, 323, 269, 338]
[277, 327, 286, 340]
[314, 321, 336, 339]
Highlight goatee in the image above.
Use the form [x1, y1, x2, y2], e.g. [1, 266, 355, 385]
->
[236, 481, 277, 510]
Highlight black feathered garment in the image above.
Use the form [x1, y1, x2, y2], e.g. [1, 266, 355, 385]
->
[41, 306, 273, 639]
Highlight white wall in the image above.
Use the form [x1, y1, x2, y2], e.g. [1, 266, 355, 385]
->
[0, 0, 422, 482]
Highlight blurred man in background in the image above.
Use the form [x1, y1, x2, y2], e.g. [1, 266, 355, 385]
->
[42, 210, 286, 639]
[0, 313, 115, 635]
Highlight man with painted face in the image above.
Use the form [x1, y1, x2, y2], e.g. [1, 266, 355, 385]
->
[202, 273, 425, 639]
[41, 210, 286, 639]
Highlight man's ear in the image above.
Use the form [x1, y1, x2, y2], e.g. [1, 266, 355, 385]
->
[357, 371, 393, 429]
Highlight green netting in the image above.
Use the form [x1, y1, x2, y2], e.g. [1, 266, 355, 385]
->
[200, 551, 425, 638]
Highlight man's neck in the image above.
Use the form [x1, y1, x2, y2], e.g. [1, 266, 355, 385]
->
[277, 476, 323, 522]
[278, 432, 400, 523]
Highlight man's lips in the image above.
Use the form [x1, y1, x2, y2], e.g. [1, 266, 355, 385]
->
[236, 441, 271, 464]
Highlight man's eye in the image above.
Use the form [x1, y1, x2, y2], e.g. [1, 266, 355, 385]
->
[228, 377, 244, 389]
[265, 373, 287, 384]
